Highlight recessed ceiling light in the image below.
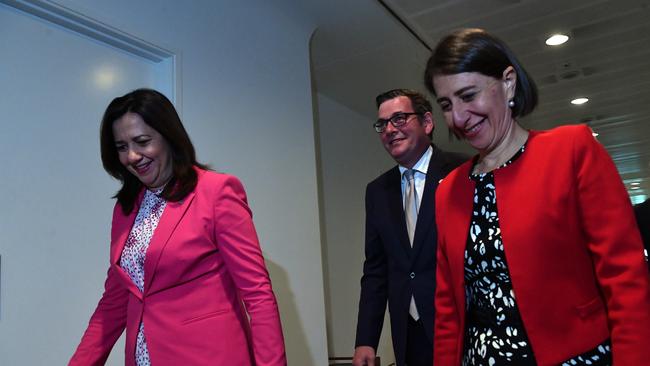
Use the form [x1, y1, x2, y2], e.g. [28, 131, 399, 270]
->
[546, 34, 569, 46]
[592, 132, 599, 137]
[631, 186, 641, 190]
[571, 97, 589, 105]
[631, 182, 641, 186]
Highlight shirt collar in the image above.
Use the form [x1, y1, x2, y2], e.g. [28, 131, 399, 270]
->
[399, 145, 433, 177]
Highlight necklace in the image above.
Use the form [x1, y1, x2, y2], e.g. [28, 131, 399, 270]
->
[473, 128, 529, 174]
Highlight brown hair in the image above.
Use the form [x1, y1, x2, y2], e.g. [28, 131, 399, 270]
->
[100, 88, 208, 214]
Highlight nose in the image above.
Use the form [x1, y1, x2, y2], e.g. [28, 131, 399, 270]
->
[126, 148, 142, 164]
[383, 120, 398, 135]
[451, 104, 469, 128]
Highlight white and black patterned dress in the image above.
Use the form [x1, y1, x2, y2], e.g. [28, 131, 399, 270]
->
[462, 144, 612, 366]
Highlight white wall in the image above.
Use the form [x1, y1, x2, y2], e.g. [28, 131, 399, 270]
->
[0, 0, 328, 365]
[314, 92, 397, 364]
[0, 2, 174, 364]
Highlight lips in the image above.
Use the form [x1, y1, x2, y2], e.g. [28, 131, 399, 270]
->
[463, 119, 485, 138]
[133, 161, 152, 175]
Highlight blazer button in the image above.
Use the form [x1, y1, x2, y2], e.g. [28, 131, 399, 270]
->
[410, 272, 415, 279]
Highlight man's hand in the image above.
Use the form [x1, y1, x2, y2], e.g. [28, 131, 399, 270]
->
[352, 346, 376, 366]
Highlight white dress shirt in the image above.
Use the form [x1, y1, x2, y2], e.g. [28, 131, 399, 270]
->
[399, 145, 432, 214]
[398, 145, 432, 321]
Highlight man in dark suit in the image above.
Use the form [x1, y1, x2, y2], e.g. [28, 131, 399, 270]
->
[353, 89, 466, 366]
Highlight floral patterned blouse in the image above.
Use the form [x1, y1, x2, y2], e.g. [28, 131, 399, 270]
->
[119, 188, 167, 366]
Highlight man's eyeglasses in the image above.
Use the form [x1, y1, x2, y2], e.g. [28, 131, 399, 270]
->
[373, 112, 421, 133]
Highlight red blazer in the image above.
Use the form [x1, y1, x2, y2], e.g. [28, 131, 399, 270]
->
[70, 169, 286, 366]
[434, 125, 650, 366]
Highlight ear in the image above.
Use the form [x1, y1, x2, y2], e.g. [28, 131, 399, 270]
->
[422, 111, 435, 135]
[502, 66, 517, 101]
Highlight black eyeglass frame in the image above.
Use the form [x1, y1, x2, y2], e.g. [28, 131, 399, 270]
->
[373, 112, 421, 133]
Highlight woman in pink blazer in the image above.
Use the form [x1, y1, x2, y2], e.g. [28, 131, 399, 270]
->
[69, 89, 286, 366]
[423, 29, 650, 365]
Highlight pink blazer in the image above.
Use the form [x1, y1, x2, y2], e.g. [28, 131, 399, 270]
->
[70, 169, 286, 366]
[434, 125, 650, 366]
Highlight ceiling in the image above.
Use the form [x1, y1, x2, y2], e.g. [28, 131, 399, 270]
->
[310, 0, 650, 203]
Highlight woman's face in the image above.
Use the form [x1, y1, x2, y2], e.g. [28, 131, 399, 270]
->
[432, 67, 516, 154]
[112, 112, 173, 190]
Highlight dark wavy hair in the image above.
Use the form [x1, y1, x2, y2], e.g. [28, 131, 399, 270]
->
[100, 88, 208, 214]
[424, 28, 538, 118]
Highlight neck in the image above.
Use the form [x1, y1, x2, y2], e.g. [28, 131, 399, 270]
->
[399, 143, 430, 169]
[475, 122, 528, 174]
[147, 176, 172, 192]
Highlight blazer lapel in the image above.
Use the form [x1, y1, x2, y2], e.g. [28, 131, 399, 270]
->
[411, 146, 446, 259]
[143, 190, 196, 293]
[385, 167, 412, 257]
[110, 192, 144, 299]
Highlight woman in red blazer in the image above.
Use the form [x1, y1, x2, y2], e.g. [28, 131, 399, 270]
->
[69, 89, 286, 366]
[423, 29, 650, 365]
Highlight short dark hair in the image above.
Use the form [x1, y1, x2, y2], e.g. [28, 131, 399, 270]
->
[424, 28, 538, 118]
[375, 89, 434, 139]
[100, 88, 208, 214]
[376, 88, 432, 115]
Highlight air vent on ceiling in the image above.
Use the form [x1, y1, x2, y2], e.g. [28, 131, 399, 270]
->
[538, 74, 558, 86]
[572, 15, 631, 40]
[559, 70, 581, 80]
[580, 117, 595, 124]
[542, 61, 599, 84]
[581, 66, 598, 76]
[580, 115, 612, 128]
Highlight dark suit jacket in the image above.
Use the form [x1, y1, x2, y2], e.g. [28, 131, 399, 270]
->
[635, 198, 650, 254]
[355, 145, 466, 365]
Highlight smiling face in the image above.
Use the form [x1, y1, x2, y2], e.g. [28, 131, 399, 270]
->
[112, 112, 173, 190]
[377, 96, 433, 168]
[432, 67, 516, 155]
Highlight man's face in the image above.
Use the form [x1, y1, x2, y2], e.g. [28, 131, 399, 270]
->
[377, 96, 433, 168]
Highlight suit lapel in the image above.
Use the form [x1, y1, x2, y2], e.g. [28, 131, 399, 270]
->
[385, 167, 413, 257]
[411, 146, 446, 259]
[143, 190, 196, 293]
[110, 192, 144, 299]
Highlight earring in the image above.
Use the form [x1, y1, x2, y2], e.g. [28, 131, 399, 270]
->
[508, 99, 515, 108]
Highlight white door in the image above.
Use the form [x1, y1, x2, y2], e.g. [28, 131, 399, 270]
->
[0, 2, 173, 364]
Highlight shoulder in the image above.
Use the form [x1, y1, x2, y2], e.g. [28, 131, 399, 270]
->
[112, 200, 124, 216]
[435, 153, 473, 215]
[196, 168, 242, 184]
[431, 144, 473, 187]
[437, 159, 473, 195]
[530, 124, 594, 146]
[527, 124, 601, 163]
[436, 146, 470, 164]
[195, 168, 246, 196]
[366, 165, 399, 191]
[636, 199, 650, 216]
[434, 146, 471, 174]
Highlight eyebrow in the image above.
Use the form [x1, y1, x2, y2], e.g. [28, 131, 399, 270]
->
[114, 134, 151, 143]
[378, 111, 410, 121]
[436, 85, 478, 103]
